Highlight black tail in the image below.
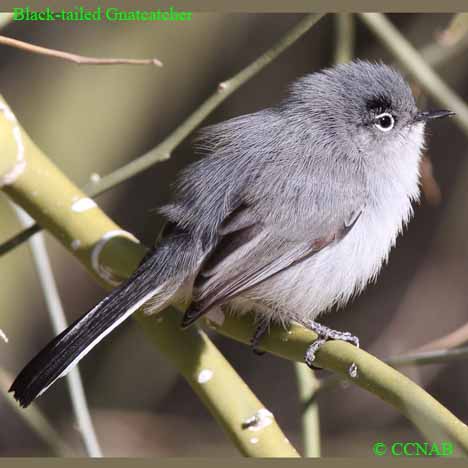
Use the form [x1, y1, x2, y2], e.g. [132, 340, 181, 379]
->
[10, 226, 200, 407]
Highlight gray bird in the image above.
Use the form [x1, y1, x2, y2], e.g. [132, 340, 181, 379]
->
[10, 60, 454, 407]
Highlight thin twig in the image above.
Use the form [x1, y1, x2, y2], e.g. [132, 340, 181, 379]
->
[0, 35, 162, 66]
[0, 224, 40, 256]
[307, 344, 468, 406]
[294, 363, 320, 457]
[0, 13, 325, 257]
[0, 367, 72, 455]
[13, 205, 103, 458]
[420, 153, 442, 206]
[334, 14, 355, 64]
[82, 13, 326, 197]
[386, 345, 468, 367]
[0, 13, 13, 30]
[411, 323, 468, 354]
[420, 30, 468, 69]
[438, 13, 468, 47]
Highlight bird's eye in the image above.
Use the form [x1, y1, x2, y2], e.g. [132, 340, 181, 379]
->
[374, 112, 395, 132]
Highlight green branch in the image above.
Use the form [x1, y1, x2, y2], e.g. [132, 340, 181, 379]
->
[210, 314, 468, 455]
[294, 363, 321, 457]
[0, 98, 299, 457]
[2, 87, 468, 456]
[305, 346, 468, 411]
[3, 14, 468, 456]
[14, 205, 103, 457]
[333, 13, 355, 64]
[0, 13, 325, 257]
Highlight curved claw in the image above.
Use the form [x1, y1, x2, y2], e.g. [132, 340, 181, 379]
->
[304, 338, 326, 368]
[302, 320, 360, 377]
[249, 320, 269, 356]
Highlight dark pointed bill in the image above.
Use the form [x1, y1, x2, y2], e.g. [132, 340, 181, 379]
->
[415, 110, 456, 122]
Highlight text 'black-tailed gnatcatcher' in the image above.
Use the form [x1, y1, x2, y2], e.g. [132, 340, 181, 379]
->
[10, 60, 455, 407]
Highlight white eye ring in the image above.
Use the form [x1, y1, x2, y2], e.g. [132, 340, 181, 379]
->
[374, 112, 395, 132]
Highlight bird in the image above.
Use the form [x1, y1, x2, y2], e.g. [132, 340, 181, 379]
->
[9, 60, 455, 407]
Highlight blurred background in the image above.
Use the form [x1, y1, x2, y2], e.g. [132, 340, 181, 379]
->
[0, 12, 467, 457]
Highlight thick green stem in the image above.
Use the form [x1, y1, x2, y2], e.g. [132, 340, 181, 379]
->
[0, 98, 299, 457]
[210, 313, 468, 456]
[3, 13, 468, 456]
[3, 91, 468, 455]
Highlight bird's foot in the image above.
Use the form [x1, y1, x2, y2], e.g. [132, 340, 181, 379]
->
[249, 320, 270, 356]
[302, 320, 360, 378]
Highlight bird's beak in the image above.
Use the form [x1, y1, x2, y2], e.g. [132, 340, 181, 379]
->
[415, 109, 456, 122]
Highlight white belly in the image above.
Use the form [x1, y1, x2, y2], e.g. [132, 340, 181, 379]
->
[235, 124, 424, 325]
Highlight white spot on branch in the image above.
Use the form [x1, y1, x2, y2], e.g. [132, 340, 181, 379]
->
[349, 362, 358, 378]
[242, 408, 274, 432]
[197, 369, 213, 384]
[0, 102, 26, 187]
[250, 437, 259, 444]
[0, 328, 8, 343]
[71, 197, 97, 213]
[71, 239, 81, 250]
[91, 229, 139, 285]
[90, 173, 101, 183]
[218, 82, 228, 91]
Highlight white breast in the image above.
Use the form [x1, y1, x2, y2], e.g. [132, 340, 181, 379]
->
[241, 123, 425, 325]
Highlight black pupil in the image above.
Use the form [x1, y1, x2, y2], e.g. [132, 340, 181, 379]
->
[378, 115, 392, 128]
